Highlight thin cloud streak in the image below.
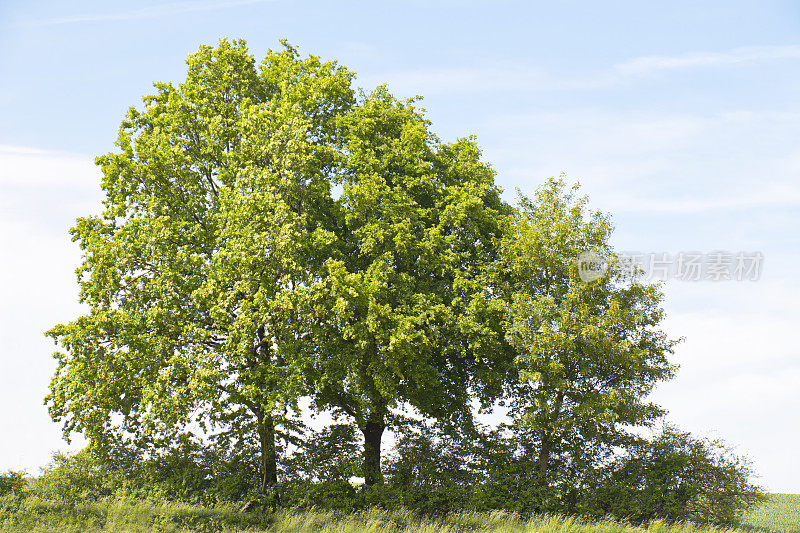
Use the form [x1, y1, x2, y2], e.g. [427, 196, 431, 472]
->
[28, 0, 274, 26]
[602, 186, 800, 214]
[0, 145, 99, 189]
[615, 45, 800, 76]
[367, 44, 800, 96]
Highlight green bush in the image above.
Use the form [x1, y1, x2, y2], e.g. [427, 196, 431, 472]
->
[284, 423, 362, 483]
[588, 424, 765, 525]
[261, 481, 476, 517]
[277, 479, 358, 511]
[120, 440, 234, 504]
[19, 423, 764, 526]
[99, 437, 260, 504]
[0, 470, 26, 497]
[383, 484, 473, 516]
[384, 422, 480, 488]
[34, 449, 123, 503]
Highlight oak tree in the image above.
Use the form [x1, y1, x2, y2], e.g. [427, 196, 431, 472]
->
[47, 38, 511, 490]
[293, 89, 511, 484]
[493, 177, 678, 494]
[46, 39, 354, 491]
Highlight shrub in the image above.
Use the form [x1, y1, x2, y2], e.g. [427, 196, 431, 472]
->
[384, 421, 481, 488]
[103, 436, 261, 503]
[284, 423, 362, 483]
[0, 470, 26, 497]
[34, 449, 123, 503]
[278, 479, 359, 512]
[589, 424, 765, 525]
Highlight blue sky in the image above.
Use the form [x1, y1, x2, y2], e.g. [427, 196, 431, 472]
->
[1, 0, 799, 492]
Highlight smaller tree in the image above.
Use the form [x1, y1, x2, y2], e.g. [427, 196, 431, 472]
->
[34, 449, 123, 503]
[493, 177, 679, 496]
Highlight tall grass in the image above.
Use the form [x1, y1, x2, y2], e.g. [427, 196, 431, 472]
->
[0, 498, 785, 533]
[740, 494, 800, 533]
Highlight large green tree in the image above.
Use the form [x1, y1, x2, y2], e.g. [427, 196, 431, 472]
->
[293, 89, 512, 485]
[46, 39, 354, 491]
[493, 177, 678, 495]
[47, 38, 512, 490]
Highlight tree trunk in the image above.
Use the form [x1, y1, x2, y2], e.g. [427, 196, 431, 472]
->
[361, 419, 385, 486]
[258, 412, 278, 492]
[537, 435, 550, 486]
[536, 391, 562, 488]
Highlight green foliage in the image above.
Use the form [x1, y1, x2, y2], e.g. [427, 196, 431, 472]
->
[0, 472, 26, 498]
[269, 481, 475, 517]
[285, 423, 362, 482]
[39, 37, 764, 528]
[44, 37, 355, 480]
[382, 421, 562, 513]
[468, 428, 562, 513]
[492, 177, 679, 489]
[34, 450, 123, 503]
[25, 425, 761, 526]
[385, 421, 481, 487]
[118, 438, 259, 504]
[45, 37, 512, 489]
[291, 86, 513, 483]
[359, 484, 476, 517]
[31, 444, 259, 506]
[279, 480, 359, 512]
[0, 471, 29, 520]
[589, 425, 765, 525]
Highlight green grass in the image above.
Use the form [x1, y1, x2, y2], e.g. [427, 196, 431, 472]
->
[1, 495, 797, 533]
[741, 494, 800, 532]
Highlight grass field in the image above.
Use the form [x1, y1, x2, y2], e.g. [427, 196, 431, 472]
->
[1, 495, 798, 532]
[741, 494, 800, 532]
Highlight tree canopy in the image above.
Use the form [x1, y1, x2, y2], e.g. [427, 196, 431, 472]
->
[46, 39, 513, 487]
[492, 177, 678, 495]
[46, 39, 356, 489]
[290, 87, 511, 483]
[47, 39, 680, 493]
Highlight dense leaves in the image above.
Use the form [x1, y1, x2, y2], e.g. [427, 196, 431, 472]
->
[46, 39, 355, 489]
[285, 423, 362, 482]
[0, 471, 26, 498]
[292, 88, 512, 483]
[43, 38, 760, 526]
[589, 425, 765, 524]
[47, 38, 512, 487]
[491, 177, 678, 492]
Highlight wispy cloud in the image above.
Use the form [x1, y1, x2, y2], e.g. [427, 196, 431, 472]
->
[367, 44, 800, 96]
[29, 0, 273, 26]
[0, 145, 99, 189]
[603, 185, 800, 214]
[360, 64, 602, 97]
[615, 45, 800, 76]
[478, 108, 800, 214]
